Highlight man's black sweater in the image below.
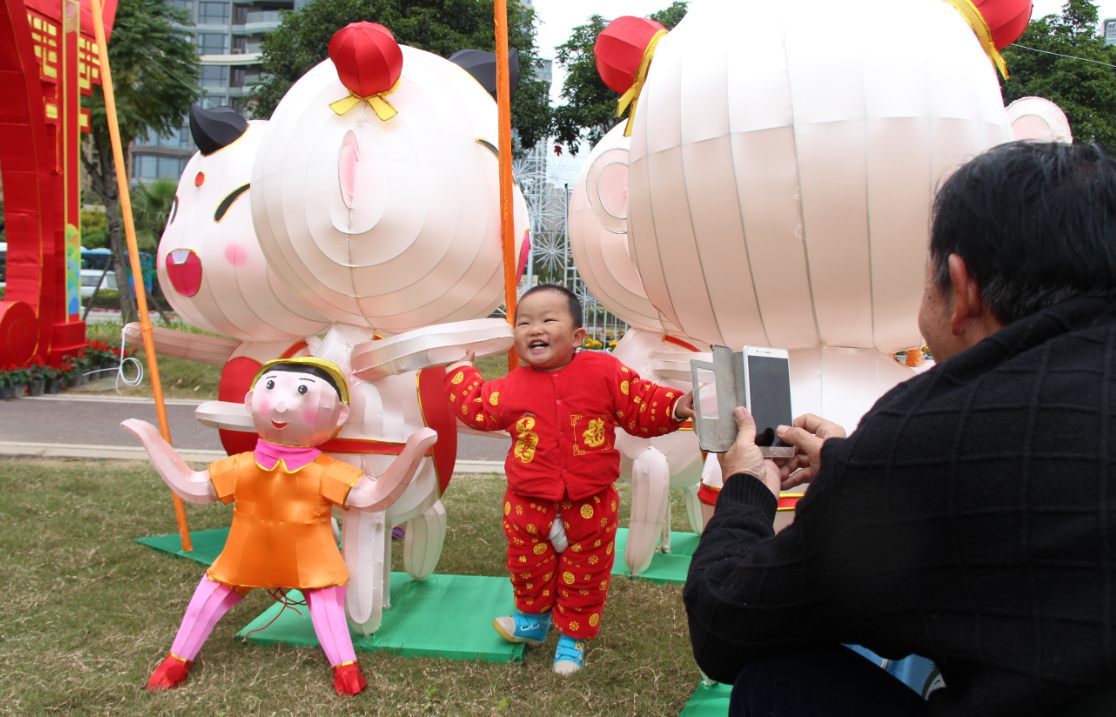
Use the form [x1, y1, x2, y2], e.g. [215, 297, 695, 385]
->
[684, 297, 1116, 716]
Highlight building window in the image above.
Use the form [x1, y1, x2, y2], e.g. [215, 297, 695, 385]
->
[198, 1, 228, 24]
[230, 66, 246, 88]
[138, 127, 190, 149]
[171, 0, 193, 13]
[232, 35, 247, 53]
[1107, 19, 1116, 45]
[200, 65, 229, 88]
[197, 33, 228, 55]
[133, 155, 187, 180]
[233, 4, 247, 24]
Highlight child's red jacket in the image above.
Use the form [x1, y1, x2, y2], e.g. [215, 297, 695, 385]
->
[445, 351, 682, 500]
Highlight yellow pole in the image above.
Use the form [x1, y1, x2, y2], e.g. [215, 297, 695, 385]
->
[494, 0, 519, 373]
[91, 0, 192, 552]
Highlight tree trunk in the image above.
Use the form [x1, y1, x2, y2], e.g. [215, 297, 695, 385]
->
[84, 141, 138, 324]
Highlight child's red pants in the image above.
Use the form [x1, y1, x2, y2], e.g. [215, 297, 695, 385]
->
[502, 484, 620, 640]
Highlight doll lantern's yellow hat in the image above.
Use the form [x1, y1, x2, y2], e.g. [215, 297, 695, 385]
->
[250, 357, 351, 405]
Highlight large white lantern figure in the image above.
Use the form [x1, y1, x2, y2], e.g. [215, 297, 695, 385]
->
[589, 0, 1028, 433]
[252, 23, 523, 333]
[570, 122, 711, 576]
[127, 105, 331, 455]
[244, 23, 526, 635]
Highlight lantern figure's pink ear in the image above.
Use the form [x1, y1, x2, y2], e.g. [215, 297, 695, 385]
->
[584, 146, 630, 235]
[972, 0, 1032, 49]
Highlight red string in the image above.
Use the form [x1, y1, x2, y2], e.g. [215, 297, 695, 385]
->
[241, 588, 306, 642]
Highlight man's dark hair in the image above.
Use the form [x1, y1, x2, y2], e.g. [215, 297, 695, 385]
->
[263, 362, 343, 400]
[930, 141, 1116, 326]
[516, 283, 583, 328]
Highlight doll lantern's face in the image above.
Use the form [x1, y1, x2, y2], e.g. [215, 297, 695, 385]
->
[245, 370, 349, 447]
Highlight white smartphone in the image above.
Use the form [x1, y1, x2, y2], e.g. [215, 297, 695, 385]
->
[743, 347, 794, 458]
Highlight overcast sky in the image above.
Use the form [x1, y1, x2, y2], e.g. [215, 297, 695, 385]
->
[528, 0, 1116, 182]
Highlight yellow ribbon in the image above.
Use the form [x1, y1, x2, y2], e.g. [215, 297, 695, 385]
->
[942, 0, 1008, 80]
[615, 29, 668, 137]
[329, 76, 403, 120]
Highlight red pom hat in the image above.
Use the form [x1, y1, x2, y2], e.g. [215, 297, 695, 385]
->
[973, 0, 1032, 50]
[594, 16, 668, 137]
[944, 0, 1032, 79]
[327, 22, 404, 120]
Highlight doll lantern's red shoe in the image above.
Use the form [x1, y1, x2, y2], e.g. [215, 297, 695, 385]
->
[148, 653, 192, 691]
[332, 662, 367, 696]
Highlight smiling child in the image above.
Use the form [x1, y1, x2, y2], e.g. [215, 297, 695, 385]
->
[444, 284, 694, 674]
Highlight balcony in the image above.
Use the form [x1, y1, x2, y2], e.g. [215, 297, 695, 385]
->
[244, 10, 283, 32]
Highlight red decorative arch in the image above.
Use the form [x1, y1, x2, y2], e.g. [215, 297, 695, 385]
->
[0, 0, 116, 365]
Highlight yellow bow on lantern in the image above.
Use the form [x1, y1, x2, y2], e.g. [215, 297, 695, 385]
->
[615, 29, 668, 137]
[329, 76, 403, 120]
[942, 0, 1009, 79]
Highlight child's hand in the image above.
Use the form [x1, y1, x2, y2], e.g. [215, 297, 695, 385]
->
[463, 350, 476, 363]
[674, 391, 696, 420]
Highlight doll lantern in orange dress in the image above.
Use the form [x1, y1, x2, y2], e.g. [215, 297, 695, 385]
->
[122, 357, 436, 695]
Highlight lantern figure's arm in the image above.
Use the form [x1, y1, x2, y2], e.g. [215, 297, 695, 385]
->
[349, 320, 513, 382]
[123, 323, 240, 365]
[195, 401, 254, 432]
[345, 428, 437, 511]
[121, 419, 218, 504]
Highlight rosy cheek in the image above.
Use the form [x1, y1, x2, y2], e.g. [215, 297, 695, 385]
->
[257, 399, 271, 416]
[224, 243, 249, 266]
[303, 408, 319, 427]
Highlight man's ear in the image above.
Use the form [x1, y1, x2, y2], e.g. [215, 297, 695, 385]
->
[244, 390, 254, 415]
[947, 253, 984, 336]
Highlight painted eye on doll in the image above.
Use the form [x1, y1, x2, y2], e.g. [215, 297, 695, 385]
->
[266, 379, 275, 390]
[298, 385, 308, 395]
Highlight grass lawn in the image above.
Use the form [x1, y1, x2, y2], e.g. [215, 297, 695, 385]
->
[0, 459, 703, 717]
[74, 323, 513, 402]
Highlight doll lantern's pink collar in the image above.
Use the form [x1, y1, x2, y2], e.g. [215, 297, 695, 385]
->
[254, 438, 322, 472]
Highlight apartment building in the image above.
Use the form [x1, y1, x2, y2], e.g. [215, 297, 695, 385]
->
[131, 0, 297, 183]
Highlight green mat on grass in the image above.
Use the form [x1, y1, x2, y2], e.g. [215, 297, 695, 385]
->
[135, 526, 698, 584]
[679, 682, 732, 716]
[134, 527, 229, 566]
[237, 573, 524, 663]
[611, 528, 698, 585]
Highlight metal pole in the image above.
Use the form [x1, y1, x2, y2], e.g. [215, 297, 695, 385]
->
[92, 0, 192, 551]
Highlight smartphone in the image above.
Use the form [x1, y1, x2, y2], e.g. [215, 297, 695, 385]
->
[742, 347, 794, 458]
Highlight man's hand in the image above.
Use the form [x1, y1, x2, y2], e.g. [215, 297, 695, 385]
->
[774, 414, 847, 489]
[718, 407, 781, 499]
[674, 391, 695, 420]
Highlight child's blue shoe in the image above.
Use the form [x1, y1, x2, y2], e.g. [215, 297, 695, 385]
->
[493, 612, 551, 647]
[553, 633, 585, 675]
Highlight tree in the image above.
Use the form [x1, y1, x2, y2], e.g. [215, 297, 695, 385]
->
[83, 0, 199, 323]
[1001, 0, 1116, 144]
[248, 0, 551, 152]
[551, 1, 688, 156]
[132, 179, 177, 251]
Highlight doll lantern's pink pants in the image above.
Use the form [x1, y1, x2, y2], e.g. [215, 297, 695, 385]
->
[169, 575, 357, 667]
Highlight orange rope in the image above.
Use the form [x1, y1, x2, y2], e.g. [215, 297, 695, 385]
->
[91, 0, 191, 551]
[494, 0, 519, 374]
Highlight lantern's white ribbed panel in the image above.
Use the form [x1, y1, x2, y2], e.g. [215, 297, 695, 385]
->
[626, 0, 1014, 352]
[252, 46, 521, 332]
[569, 123, 676, 332]
[157, 121, 331, 341]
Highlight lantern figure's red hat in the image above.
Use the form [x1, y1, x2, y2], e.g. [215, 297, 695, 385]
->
[594, 16, 667, 95]
[973, 0, 1032, 50]
[328, 22, 404, 99]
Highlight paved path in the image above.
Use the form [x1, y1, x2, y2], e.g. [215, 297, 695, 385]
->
[0, 394, 510, 471]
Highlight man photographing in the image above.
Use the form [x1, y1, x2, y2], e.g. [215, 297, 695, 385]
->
[684, 141, 1116, 716]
